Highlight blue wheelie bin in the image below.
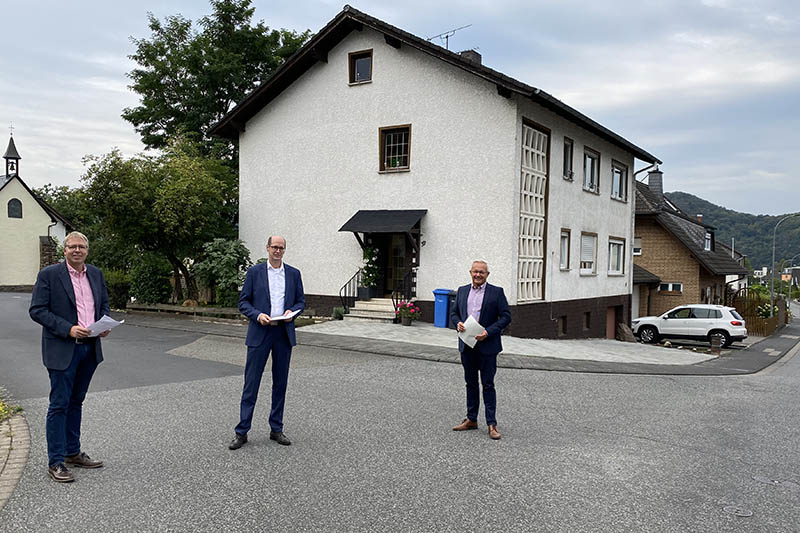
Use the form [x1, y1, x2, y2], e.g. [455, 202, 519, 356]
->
[433, 288, 452, 328]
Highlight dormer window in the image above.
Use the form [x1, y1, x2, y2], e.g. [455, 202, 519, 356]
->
[704, 232, 712, 251]
[349, 50, 373, 84]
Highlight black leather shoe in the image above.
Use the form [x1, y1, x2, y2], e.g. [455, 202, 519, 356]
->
[269, 431, 291, 446]
[65, 451, 104, 469]
[228, 433, 247, 450]
[48, 463, 75, 483]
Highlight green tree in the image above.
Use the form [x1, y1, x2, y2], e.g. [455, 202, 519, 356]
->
[193, 238, 252, 306]
[123, 0, 310, 156]
[82, 138, 237, 301]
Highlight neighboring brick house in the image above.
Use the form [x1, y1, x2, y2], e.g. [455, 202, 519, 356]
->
[633, 168, 747, 317]
[211, 6, 661, 339]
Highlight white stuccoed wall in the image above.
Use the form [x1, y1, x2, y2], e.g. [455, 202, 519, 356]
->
[239, 28, 518, 301]
[513, 98, 636, 303]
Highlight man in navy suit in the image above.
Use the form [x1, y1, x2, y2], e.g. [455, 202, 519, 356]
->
[229, 235, 305, 449]
[449, 260, 511, 440]
[29, 231, 110, 482]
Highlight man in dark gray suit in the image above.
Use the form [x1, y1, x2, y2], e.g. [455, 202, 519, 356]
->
[29, 231, 110, 482]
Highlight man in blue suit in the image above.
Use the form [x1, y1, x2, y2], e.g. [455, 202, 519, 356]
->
[229, 235, 305, 449]
[29, 231, 110, 482]
[449, 260, 511, 440]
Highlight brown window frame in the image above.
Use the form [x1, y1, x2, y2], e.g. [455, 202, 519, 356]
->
[379, 125, 411, 172]
[349, 49, 373, 84]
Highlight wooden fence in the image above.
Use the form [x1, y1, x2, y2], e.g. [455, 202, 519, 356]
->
[732, 288, 786, 337]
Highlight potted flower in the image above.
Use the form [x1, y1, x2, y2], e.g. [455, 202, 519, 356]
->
[358, 246, 380, 299]
[396, 300, 421, 326]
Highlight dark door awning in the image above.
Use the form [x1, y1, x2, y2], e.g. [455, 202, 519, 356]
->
[339, 210, 427, 233]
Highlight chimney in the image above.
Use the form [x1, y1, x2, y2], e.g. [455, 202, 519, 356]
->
[459, 50, 482, 64]
[647, 167, 663, 205]
[696, 214, 703, 223]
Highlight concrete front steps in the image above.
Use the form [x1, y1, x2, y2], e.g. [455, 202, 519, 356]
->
[344, 298, 397, 323]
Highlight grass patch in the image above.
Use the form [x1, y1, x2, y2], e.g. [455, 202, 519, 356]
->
[0, 387, 22, 424]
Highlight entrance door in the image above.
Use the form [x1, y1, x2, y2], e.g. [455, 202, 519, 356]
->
[368, 233, 411, 297]
[606, 307, 616, 339]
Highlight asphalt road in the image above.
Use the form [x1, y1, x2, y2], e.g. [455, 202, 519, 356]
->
[2, 292, 800, 532]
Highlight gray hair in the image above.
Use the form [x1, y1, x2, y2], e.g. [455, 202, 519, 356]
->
[471, 260, 489, 271]
[64, 231, 89, 247]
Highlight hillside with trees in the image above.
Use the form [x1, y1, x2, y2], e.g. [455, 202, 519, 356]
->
[665, 191, 800, 270]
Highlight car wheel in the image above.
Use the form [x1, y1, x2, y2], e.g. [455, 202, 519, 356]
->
[639, 326, 658, 344]
[709, 330, 730, 348]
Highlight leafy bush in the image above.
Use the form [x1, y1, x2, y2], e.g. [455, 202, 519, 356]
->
[103, 269, 131, 309]
[332, 306, 346, 320]
[193, 238, 252, 307]
[130, 254, 173, 304]
[361, 246, 380, 288]
[755, 302, 778, 319]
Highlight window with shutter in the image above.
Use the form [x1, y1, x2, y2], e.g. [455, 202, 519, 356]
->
[580, 233, 596, 274]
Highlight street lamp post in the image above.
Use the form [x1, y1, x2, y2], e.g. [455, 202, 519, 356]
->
[771, 214, 800, 317]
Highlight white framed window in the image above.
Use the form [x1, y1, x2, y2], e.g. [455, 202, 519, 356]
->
[563, 138, 574, 180]
[633, 237, 642, 256]
[583, 148, 599, 193]
[560, 229, 570, 270]
[659, 282, 683, 293]
[611, 161, 627, 201]
[608, 238, 625, 275]
[580, 233, 597, 275]
[704, 232, 712, 251]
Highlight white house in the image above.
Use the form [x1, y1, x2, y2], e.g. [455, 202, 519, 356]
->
[210, 6, 660, 338]
[0, 136, 71, 290]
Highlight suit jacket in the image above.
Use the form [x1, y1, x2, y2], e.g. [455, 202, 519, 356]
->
[238, 262, 305, 347]
[449, 282, 511, 354]
[29, 262, 110, 371]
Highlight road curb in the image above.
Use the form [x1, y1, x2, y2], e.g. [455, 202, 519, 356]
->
[0, 414, 30, 513]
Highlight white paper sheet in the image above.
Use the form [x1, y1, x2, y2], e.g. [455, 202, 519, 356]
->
[268, 309, 301, 322]
[458, 315, 484, 349]
[88, 314, 124, 337]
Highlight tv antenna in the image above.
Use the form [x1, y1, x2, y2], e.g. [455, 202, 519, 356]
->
[427, 24, 472, 50]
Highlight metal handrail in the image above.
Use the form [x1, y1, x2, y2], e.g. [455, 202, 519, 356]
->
[339, 268, 363, 312]
[391, 268, 415, 313]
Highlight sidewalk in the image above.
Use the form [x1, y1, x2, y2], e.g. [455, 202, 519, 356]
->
[122, 311, 800, 376]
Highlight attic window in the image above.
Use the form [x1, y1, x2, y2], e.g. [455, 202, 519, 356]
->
[704, 232, 712, 251]
[349, 50, 372, 84]
[7, 198, 22, 219]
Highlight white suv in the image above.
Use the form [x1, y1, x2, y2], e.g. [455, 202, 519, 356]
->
[632, 304, 747, 348]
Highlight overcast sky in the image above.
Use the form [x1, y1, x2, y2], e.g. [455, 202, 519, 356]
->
[1, 0, 797, 215]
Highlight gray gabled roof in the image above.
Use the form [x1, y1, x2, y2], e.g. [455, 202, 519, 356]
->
[210, 5, 660, 164]
[635, 181, 746, 276]
[0, 174, 73, 230]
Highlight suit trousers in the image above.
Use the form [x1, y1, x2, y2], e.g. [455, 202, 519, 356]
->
[460, 346, 498, 426]
[46, 342, 98, 466]
[236, 326, 292, 435]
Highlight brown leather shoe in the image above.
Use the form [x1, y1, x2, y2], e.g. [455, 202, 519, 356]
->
[48, 463, 75, 483]
[65, 452, 104, 469]
[452, 418, 478, 431]
[488, 425, 501, 440]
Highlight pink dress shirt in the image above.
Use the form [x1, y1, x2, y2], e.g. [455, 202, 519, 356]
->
[467, 283, 486, 322]
[67, 263, 95, 328]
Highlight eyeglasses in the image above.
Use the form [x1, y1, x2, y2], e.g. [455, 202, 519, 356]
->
[268, 246, 285, 251]
[470, 270, 487, 275]
[66, 244, 88, 251]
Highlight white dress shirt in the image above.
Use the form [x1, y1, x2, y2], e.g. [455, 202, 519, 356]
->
[268, 262, 286, 317]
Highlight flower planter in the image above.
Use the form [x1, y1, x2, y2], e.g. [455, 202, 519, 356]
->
[357, 286, 377, 300]
[401, 316, 413, 326]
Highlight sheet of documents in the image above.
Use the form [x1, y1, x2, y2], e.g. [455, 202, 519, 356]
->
[88, 314, 124, 337]
[458, 315, 484, 349]
[269, 309, 302, 322]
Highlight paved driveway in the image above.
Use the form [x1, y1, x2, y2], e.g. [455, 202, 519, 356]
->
[2, 293, 800, 531]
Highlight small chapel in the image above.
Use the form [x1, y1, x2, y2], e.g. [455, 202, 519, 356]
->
[0, 133, 72, 290]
